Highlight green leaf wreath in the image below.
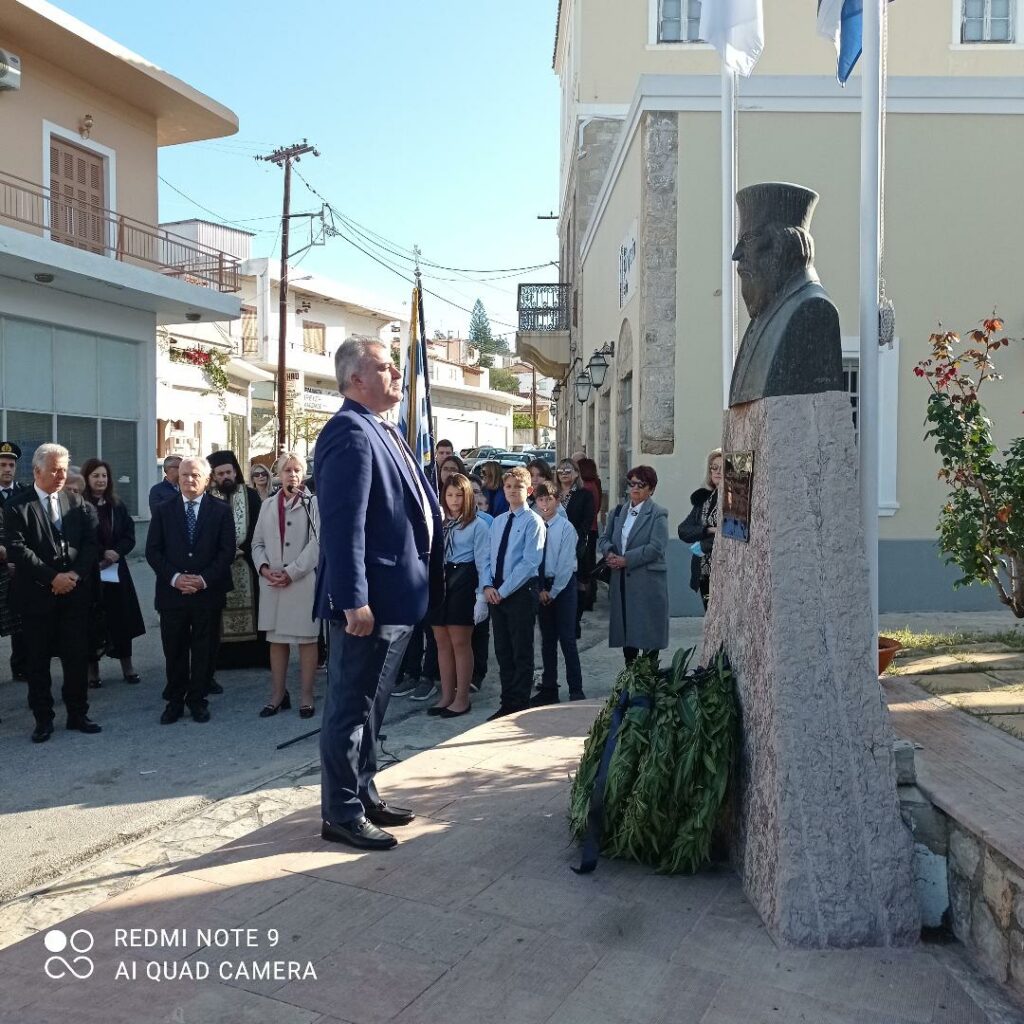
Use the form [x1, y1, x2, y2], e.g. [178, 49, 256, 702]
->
[569, 646, 738, 874]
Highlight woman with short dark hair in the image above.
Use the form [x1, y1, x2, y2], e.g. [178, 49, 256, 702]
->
[597, 464, 669, 666]
[81, 457, 146, 686]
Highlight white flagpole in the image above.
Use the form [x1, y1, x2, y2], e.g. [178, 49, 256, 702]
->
[859, 0, 883, 637]
[721, 65, 737, 410]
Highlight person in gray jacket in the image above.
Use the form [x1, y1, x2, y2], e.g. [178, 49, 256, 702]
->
[597, 465, 669, 666]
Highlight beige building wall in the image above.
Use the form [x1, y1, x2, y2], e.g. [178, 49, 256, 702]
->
[0, 41, 159, 225]
[568, 0, 1024, 108]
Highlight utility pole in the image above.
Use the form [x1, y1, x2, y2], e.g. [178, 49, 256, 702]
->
[256, 140, 319, 453]
[531, 365, 539, 446]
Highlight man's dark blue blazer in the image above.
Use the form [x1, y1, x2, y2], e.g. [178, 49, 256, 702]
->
[314, 398, 443, 625]
[145, 494, 236, 611]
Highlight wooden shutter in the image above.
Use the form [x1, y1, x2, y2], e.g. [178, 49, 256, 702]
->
[49, 136, 105, 255]
[302, 320, 326, 355]
[241, 304, 258, 355]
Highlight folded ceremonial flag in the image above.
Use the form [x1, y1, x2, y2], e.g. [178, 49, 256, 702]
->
[699, 0, 765, 77]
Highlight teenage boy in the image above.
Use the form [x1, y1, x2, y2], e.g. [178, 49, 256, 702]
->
[530, 484, 585, 705]
[483, 467, 544, 719]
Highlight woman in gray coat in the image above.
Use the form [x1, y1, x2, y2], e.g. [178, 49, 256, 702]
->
[597, 465, 669, 665]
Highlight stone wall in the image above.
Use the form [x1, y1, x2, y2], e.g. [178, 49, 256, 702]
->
[638, 111, 677, 456]
[948, 822, 1024, 992]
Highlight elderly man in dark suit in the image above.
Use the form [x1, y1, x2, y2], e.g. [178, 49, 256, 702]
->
[3, 443, 100, 743]
[316, 336, 444, 851]
[148, 454, 181, 515]
[146, 456, 236, 724]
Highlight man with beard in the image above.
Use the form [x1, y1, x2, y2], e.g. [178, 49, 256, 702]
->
[206, 450, 268, 673]
[0, 442, 29, 686]
[728, 182, 843, 406]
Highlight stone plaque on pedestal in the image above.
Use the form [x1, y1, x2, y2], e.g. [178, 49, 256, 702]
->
[701, 392, 919, 948]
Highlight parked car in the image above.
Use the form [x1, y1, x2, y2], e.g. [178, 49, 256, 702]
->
[461, 446, 502, 462]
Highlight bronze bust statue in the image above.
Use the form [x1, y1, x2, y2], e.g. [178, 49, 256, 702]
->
[728, 182, 844, 407]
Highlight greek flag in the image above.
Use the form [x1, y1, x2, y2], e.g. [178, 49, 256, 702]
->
[397, 284, 434, 469]
[817, 0, 891, 84]
[699, 0, 765, 77]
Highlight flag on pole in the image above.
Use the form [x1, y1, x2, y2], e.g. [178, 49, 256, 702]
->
[817, 0, 891, 84]
[699, 0, 765, 77]
[397, 283, 435, 468]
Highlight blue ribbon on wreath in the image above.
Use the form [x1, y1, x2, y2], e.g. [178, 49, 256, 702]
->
[573, 688, 651, 874]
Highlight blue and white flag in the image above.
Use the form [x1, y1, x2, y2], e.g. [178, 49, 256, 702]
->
[397, 284, 434, 469]
[817, 0, 891, 84]
[699, 0, 765, 77]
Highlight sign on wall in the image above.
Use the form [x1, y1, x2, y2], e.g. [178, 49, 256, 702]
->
[619, 220, 638, 309]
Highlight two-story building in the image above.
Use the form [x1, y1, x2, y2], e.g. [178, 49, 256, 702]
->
[160, 235, 409, 468]
[0, 0, 241, 516]
[522, 0, 1024, 613]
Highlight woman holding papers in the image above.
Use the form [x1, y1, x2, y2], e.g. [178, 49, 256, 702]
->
[82, 457, 146, 686]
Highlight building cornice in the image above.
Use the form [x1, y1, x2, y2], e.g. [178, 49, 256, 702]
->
[579, 73, 1024, 265]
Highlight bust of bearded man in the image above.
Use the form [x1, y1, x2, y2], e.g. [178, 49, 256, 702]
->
[728, 182, 844, 407]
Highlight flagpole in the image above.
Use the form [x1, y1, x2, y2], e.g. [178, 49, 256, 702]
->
[721, 65, 737, 411]
[859, 0, 883, 637]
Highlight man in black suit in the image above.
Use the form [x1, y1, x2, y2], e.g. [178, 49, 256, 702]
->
[146, 456, 235, 724]
[3, 443, 101, 743]
[0, 441, 29, 686]
[148, 454, 181, 515]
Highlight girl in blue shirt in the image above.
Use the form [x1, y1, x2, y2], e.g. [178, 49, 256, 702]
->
[428, 473, 491, 717]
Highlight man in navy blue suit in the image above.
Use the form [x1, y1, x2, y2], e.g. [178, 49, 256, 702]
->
[316, 337, 443, 850]
[146, 456, 236, 725]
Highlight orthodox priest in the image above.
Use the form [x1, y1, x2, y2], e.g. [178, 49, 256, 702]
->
[207, 450, 268, 670]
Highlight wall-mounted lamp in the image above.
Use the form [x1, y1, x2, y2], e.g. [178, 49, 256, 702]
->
[34, 272, 55, 284]
[551, 382, 562, 403]
[587, 341, 615, 390]
[574, 369, 593, 404]
[185, 312, 201, 323]
[79, 114, 94, 140]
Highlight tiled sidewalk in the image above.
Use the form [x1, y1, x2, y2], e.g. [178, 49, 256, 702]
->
[1, 702, 1017, 1024]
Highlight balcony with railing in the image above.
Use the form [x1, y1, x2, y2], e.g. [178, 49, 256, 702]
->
[516, 282, 570, 378]
[0, 169, 240, 293]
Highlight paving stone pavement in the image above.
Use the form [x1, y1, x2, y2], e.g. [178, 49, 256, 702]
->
[2, 700, 1023, 1023]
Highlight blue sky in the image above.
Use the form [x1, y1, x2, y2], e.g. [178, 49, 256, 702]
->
[57, 0, 562, 337]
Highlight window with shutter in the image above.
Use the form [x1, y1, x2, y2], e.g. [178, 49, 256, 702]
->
[302, 320, 326, 355]
[49, 136, 105, 255]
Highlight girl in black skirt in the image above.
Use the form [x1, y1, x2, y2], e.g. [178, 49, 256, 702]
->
[429, 473, 491, 718]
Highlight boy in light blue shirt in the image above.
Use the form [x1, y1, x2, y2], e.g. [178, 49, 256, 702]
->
[530, 483, 585, 704]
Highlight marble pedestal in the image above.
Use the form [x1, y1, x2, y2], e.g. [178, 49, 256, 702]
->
[701, 392, 919, 948]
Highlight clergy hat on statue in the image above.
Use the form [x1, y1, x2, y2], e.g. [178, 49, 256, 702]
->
[736, 182, 818, 237]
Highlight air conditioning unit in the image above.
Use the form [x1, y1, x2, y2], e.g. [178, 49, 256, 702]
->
[0, 49, 21, 91]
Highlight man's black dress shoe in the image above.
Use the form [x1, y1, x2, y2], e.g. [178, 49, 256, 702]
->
[529, 689, 559, 707]
[31, 721, 53, 743]
[363, 801, 415, 827]
[66, 716, 102, 734]
[190, 705, 210, 723]
[205, 680, 224, 695]
[160, 704, 184, 725]
[321, 817, 397, 850]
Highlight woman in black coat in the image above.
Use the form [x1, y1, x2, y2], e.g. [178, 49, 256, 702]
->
[677, 449, 722, 611]
[556, 458, 595, 635]
[83, 458, 146, 685]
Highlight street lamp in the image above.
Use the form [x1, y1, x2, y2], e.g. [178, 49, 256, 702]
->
[551, 381, 562, 403]
[574, 369, 593, 404]
[587, 342, 615, 389]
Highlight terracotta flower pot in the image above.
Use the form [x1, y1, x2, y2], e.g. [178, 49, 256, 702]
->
[878, 635, 902, 675]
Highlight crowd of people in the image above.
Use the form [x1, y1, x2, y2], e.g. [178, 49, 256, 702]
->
[0, 348, 723, 760]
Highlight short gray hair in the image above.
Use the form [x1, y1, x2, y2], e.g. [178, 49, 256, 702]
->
[273, 451, 307, 476]
[32, 443, 69, 471]
[335, 336, 384, 392]
[178, 456, 210, 479]
[163, 454, 182, 469]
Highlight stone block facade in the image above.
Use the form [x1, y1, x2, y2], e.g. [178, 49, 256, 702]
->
[947, 822, 1024, 991]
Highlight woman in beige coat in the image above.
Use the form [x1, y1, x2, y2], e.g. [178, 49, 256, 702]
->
[251, 452, 320, 718]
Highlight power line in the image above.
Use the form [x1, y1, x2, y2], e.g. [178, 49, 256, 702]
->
[158, 175, 281, 226]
